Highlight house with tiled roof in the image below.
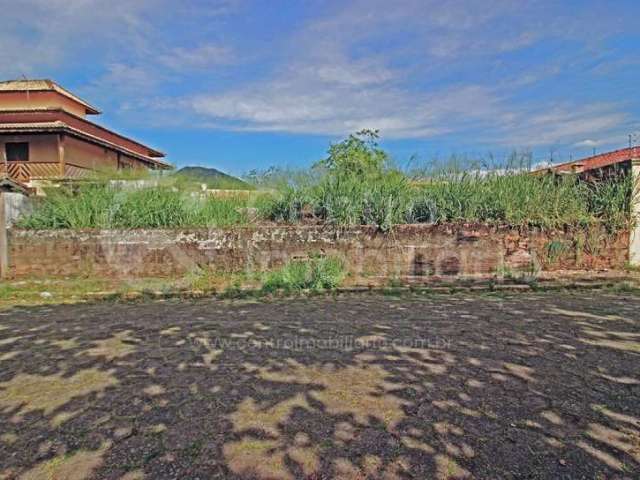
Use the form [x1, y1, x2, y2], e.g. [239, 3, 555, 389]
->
[534, 146, 640, 265]
[0, 79, 170, 184]
[533, 146, 640, 178]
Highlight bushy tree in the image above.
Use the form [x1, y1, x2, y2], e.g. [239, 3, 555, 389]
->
[317, 129, 388, 176]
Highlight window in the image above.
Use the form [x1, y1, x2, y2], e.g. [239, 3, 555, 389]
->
[118, 157, 133, 170]
[5, 142, 29, 162]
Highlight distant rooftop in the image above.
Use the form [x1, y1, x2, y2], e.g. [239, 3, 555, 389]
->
[0, 79, 100, 115]
[534, 146, 640, 175]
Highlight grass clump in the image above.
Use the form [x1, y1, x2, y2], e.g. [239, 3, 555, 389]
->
[112, 188, 191, 228]
[18, 183, 117, 229]
[412, 171, 593, 228]
[262, 255, 345, 293]
[18, 184, 251, 229]
[584, 171, 633, 232]
[192, 196, 250, 228]
[544, 239, 570, 265]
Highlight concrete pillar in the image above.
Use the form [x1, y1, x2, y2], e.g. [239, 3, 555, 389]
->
[57, 133, 66, 177]
[0, 191, 7, 279]
[629, 157, 640, 266]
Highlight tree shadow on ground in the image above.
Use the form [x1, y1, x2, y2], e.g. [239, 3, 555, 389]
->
[0, 291, 639, 479]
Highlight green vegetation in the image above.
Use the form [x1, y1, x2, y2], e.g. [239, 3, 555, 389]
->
[18, 184, 250, 229]
[412, 172, 592, 228]
[172, 166, 253, 190]
[583, 171, 633, 232]
[262, 255, 346, 293]
[258, 130, 633, 231]
[544, 239, 570, 264]
[0, 256, 346, 308]
[258, 130, 413, 231]
[0, 277, 126, 308]
[18, 130, 634, 232]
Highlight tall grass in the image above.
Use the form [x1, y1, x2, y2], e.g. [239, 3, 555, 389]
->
[112, 188, 191, 228]
[584, 172, 633, 232]
[192, 196, 249, 227]
[412, 172, 593, 228]
[257, 131, 414, 231]
[255, 131, 632, 232]
[20, 170, 633, 232]
[18, 184, 251, 229]
[18, 183, 118, 229]
[17, 132, 634, 232]
[259, 168, 632, 231]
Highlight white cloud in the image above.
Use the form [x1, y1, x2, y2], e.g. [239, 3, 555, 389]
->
[158, 44, 234, 70]
[83, 63, 162, 105]
[496, 105, 626, 147]
[573, 139, 602, 148]
[189, 71, 628, 147]
[0, 0, 237, 77]
[178, 1, 630, 146]
[190, 72, 502, 138]
[0, 0, 159, 77]
[0, 0, 634, 151]
[312, 62, 394, 87]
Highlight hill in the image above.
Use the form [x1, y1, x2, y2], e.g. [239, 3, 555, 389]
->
[173, 166, 253, 190]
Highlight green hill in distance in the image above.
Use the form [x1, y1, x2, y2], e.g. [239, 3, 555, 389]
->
[173, 166, 253, 190]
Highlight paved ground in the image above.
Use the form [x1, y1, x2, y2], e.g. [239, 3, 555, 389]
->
[0, 291, 639, 480]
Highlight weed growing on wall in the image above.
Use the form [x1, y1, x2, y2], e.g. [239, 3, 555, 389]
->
[544, 239, 570, 265]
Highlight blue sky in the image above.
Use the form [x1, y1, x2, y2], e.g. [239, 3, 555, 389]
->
[1, 0, 639, 175]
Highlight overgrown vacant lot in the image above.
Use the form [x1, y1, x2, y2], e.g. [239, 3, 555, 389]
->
[0, 292, 639, 479]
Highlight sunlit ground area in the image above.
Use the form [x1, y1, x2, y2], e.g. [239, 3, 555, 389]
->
[0, 292, 639, 479]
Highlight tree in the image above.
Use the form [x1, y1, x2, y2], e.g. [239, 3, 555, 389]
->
[317, 129, 388, 177]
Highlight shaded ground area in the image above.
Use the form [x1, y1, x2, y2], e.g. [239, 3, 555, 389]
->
[0, 291, 639, 479]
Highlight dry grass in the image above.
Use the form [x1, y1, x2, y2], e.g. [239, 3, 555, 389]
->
[255, 357, 407, 428]
[81, 331, 137, 360]
[0, 369, 117, 420]
[19, 443, 110, 480]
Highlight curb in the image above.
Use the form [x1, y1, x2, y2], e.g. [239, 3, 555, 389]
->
[82, 278, 639, 302]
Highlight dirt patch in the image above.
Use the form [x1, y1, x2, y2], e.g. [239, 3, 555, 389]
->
[81, 331, 137, 360]
[19, 442, 110, 480]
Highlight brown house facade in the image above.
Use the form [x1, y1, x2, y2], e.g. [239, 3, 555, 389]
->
[0, 79, 170, 185]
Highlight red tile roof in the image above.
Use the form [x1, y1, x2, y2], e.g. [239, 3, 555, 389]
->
[534, 147, 640, 174]
[0, 79, 100, 114]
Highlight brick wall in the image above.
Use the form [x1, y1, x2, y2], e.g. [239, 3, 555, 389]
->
[7, 224, 628, 281]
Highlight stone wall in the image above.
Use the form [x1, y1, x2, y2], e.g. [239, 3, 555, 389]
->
[7, 224, 628, 281]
